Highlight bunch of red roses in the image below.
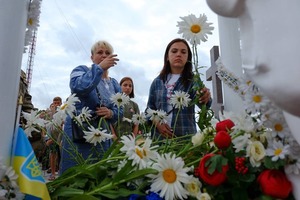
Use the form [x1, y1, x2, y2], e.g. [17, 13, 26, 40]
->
[194, 119, 293, 200]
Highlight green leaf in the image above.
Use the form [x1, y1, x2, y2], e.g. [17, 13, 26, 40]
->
[112, 160, 133, 183]
[98, 188, 145, 199]
[51, 186, 84, 198]
[69, 194, 100, 200]
[264, 156, 286, 169]
[206, 154, 228, 174]
[122, 168, 158, 182]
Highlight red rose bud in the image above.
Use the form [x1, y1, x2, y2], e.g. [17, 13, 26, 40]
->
[195, 154, 229, 186]
[216, 119, 235, 132]
[257, 169, 292, 199]
[214, 131, 232, 150]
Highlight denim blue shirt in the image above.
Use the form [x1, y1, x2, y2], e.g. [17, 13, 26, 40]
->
[146, 75, 211, 137]
[60, 64, 123, 174]
[69, 64, 123, 123]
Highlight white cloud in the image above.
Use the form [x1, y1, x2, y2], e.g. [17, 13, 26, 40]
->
[22, 0, 220, 111]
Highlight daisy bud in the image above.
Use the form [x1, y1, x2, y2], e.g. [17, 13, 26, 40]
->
[214, 131, 231, 150]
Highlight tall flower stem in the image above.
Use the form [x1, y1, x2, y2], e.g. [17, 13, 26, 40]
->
[192, 43, 199, 72]
[172, 107, 181, 136]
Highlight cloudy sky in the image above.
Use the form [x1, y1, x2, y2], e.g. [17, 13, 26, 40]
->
[21, 0, 220, 112]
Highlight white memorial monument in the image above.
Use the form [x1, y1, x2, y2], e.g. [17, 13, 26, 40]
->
[0, 0, 29, 165]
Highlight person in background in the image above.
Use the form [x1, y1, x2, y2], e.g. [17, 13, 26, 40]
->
[60, 40, 122, 174]
[52, 96, 62, 109]
[46, 97, 62, 181]
[113, 77, 140, 136]
[146, 38, 212, 139]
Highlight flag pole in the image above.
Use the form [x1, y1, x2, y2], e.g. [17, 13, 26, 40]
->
[10, 96, 23, 165]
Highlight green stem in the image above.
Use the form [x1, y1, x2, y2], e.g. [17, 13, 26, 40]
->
[172, 107, 181, 136]
[48, 156, 127, 188]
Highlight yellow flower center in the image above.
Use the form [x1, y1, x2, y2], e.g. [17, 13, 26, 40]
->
[274, 123, 283, 132]
[190, 24, 201, 33]
[135, 148, 145, 159]
[177, 97, 183, 104]
[255, 145, 262, 154]
[163, 169, 177, 183]
[274, 148, 282, 156]
[252, 95, 262, 103]
[28, 18, 33, 26]
[60, 104, 67, 110]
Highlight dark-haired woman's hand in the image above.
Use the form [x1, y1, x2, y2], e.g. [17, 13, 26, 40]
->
[198, 87, 211, 104]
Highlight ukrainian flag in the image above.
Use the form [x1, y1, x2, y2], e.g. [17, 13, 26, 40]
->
[12, 127, 50, 200]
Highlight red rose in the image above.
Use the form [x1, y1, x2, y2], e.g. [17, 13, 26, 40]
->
[195, 153, 229, 186]
[214, 130, 231, 150]
[216, 119, 235, 132]
[257, 169, 292, 199]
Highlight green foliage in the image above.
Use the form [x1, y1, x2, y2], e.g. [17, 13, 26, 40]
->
[206, 154, 228, 174]
[191, 67, 214, 131]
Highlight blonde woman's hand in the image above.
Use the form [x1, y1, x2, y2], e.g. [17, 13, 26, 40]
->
[96, 106, 113, 119]
[99, 54, 119, 70]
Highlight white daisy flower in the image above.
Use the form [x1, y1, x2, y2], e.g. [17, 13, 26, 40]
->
[60, 93, 80, 118]
[120, 135, 158, 169]
[265, 117, 290, 139]
[238, 75, 253, 95]
[230, 112, 255, 133]
[266, 140, 290, 161]
[22, 110, 46, 137]
[83, 126, 113, 146]
[170, 91, 191, 109]
[146, 108, 168, 125]
[27, 0, 42, 30]
[149, 153, 191, 200]
[177, 13, 214, 45]
[260, 105, 283, 123]
[110, 92, 130, 108]
[74, 107, 93, 125]
[232, 134, 251, 153]
[132, 112, 146, 125]
[52, 110, 65, 125]
[80, 107, 93, 120]
[4, 167, 19, 189]
[24, 0, 42, 52]
[156, 110, 168, 124]
[244, 89, 270, 114]
[45, 111, 65, 132]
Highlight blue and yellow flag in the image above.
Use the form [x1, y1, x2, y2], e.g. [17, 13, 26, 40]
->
[12, 127, 50, 200]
